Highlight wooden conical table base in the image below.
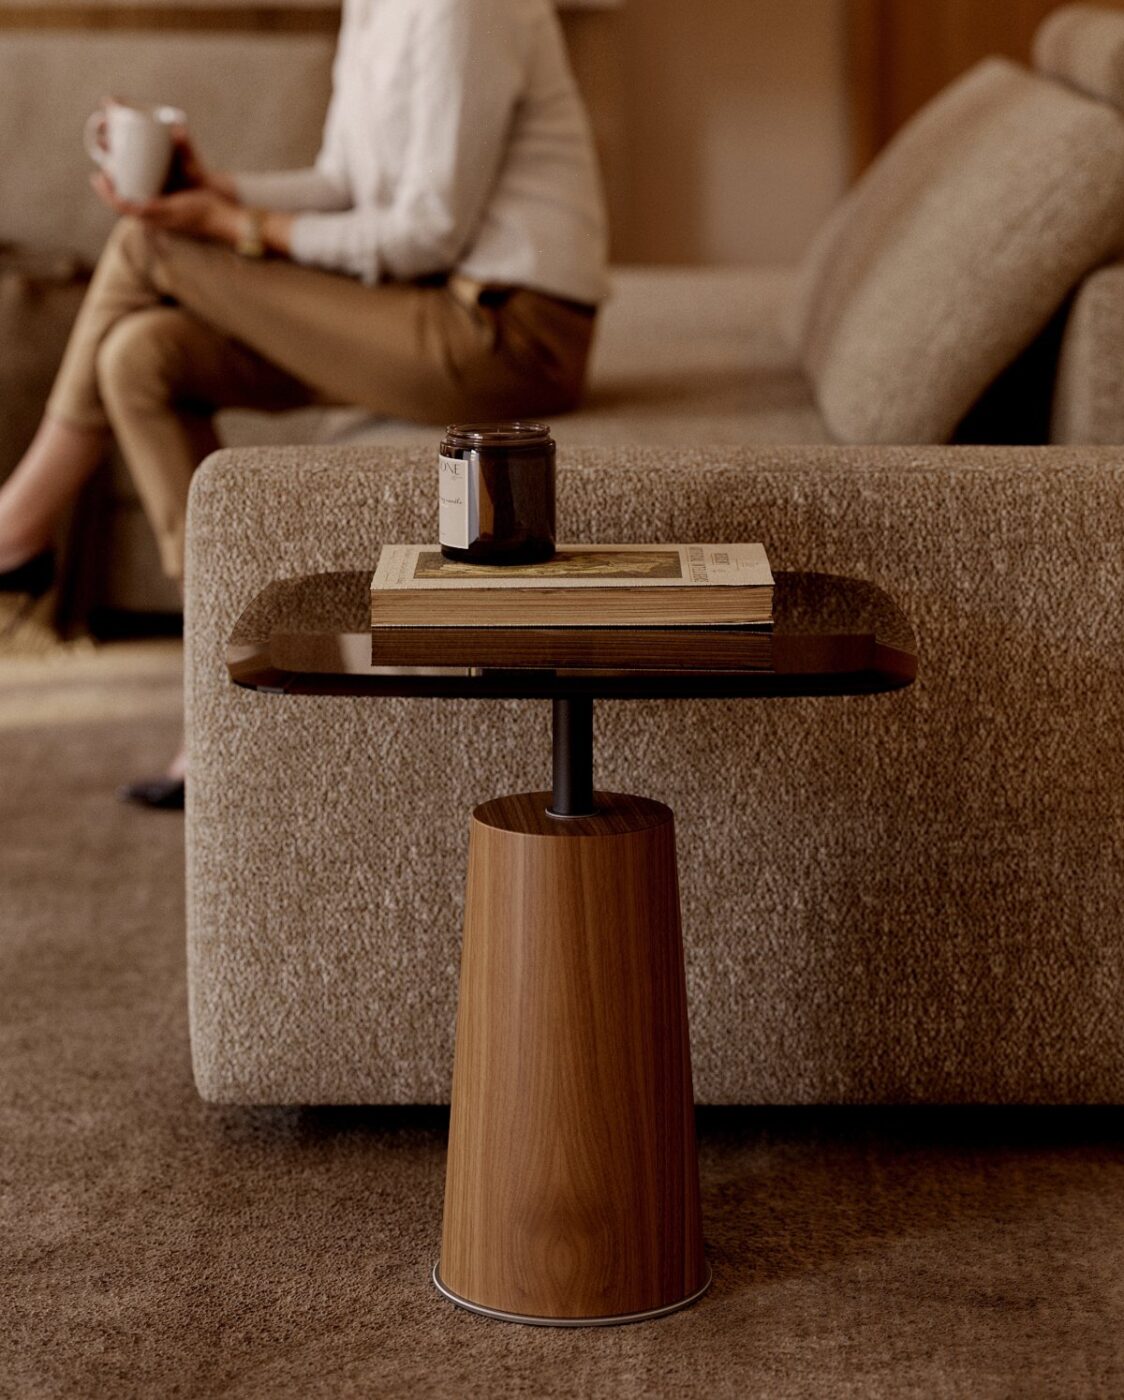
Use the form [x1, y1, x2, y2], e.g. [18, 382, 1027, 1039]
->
[437, 790, 709, 1326]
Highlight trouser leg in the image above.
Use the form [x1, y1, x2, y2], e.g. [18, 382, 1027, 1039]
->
[95, 305, 314, 579]
[45, 216, 596, 577]
[52, 215, 596, 430]
[45, 218, 316, 577]
[119, 223, 594, 420]
[47, 218, 171, 430]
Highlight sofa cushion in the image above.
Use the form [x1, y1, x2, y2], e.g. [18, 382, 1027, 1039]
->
[1034, 4, 1124, 109]
[219, 265, 831, 450]
[796, 58, 1124, 444]
[1050, 258, 1124, 443]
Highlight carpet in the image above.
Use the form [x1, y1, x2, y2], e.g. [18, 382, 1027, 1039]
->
[3, 643, 1124, 1399]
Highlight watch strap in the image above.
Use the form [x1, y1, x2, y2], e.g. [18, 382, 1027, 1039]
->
[235, 208, 265, 259]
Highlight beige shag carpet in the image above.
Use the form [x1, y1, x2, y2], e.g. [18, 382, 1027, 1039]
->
[3, 642, 1124, 1399]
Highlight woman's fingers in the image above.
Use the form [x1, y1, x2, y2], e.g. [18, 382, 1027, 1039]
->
[90, 171, 217, 237]
[90, 171, 152, 218]
[91, 171, 128, 211]
[169, 127, 208, 190]
[90, 171, 124, 210]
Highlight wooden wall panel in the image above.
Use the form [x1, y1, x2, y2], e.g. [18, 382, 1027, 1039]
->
[848, 0, 1124, 173]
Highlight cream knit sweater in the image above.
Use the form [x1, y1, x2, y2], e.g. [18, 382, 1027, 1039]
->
[235, 0, 609, 303]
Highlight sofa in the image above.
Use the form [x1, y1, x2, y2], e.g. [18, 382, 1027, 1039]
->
[186, 5, 1124, 1104]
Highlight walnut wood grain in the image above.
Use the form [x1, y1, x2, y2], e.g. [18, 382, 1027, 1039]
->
[439, 792, 706, 1321]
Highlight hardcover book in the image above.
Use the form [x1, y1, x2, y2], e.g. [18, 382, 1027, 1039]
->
[370, 544, 774, 628]
[368, 626, 773, 670]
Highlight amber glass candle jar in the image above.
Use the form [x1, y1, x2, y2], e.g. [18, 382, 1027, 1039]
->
[438, 422, 556, 566]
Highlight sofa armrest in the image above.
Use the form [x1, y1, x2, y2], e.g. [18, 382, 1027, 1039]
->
[185, 444, 1124, 1104]
[1052, 259, 1124, 444]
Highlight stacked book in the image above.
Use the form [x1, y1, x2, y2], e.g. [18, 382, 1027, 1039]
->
[370, 543, 774, 670]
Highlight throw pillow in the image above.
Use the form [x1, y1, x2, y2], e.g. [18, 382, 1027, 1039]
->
[796, 58, 1124, 444]
[1034, 4, 1124, 110]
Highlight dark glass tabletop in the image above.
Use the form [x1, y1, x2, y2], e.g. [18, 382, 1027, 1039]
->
[227, 570, 917, 700]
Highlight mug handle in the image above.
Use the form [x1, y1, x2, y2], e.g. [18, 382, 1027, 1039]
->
[84, 109, 109, 168]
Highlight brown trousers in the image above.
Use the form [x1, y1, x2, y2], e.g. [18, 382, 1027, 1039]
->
[47, 218, 596, 578]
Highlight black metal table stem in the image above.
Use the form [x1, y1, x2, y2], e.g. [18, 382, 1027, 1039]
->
[550, 697, 595, 817]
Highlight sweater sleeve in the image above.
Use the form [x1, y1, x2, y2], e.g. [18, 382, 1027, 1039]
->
[288, 0, 525, 284]
[232, 167, 351, 214]
[231, 5, 354, 217]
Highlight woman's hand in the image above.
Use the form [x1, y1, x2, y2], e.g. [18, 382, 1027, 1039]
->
[167, 127, 237, 201]
[92, 171, 243, 246]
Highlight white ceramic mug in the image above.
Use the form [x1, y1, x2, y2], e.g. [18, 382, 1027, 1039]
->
[84, 101, 186, 202]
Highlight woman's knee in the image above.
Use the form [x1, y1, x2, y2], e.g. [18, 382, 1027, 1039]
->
[94, 306, 191, 410]
[101, 215, 154, 269]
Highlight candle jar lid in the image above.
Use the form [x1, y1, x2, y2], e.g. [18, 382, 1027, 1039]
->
[442, 422, 554, 453]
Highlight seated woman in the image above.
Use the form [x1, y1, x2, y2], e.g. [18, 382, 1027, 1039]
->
[0, 0, 608, 807]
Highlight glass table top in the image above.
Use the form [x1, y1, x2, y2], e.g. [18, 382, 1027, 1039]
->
[227, 570, 917, 701]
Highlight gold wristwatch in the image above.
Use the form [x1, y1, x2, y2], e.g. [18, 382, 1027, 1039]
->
[235, 208, 265, 259]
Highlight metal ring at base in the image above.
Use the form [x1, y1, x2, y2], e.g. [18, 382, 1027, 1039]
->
[431, 1263, 712, 1328]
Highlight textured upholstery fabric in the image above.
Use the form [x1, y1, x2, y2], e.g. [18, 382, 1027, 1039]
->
[1052, 259, 1124, 443]
[186, 444, 1124, 1105]
[797, 58, 1124, 444]
[1034, 4, 1124, 108]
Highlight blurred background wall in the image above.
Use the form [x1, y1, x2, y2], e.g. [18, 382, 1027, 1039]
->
[590, 0, 1124, 262]
[609, 0, 851, 265]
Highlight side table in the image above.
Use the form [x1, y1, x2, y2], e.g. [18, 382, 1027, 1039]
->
[228, 569, 916, 1326]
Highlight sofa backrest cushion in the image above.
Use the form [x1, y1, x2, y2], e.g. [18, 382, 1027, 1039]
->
[1034, 4, 1124, 108]
[795, 57, 1124, 444]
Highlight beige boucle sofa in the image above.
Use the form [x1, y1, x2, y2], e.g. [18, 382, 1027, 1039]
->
[187, 442, 1124, 1104]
